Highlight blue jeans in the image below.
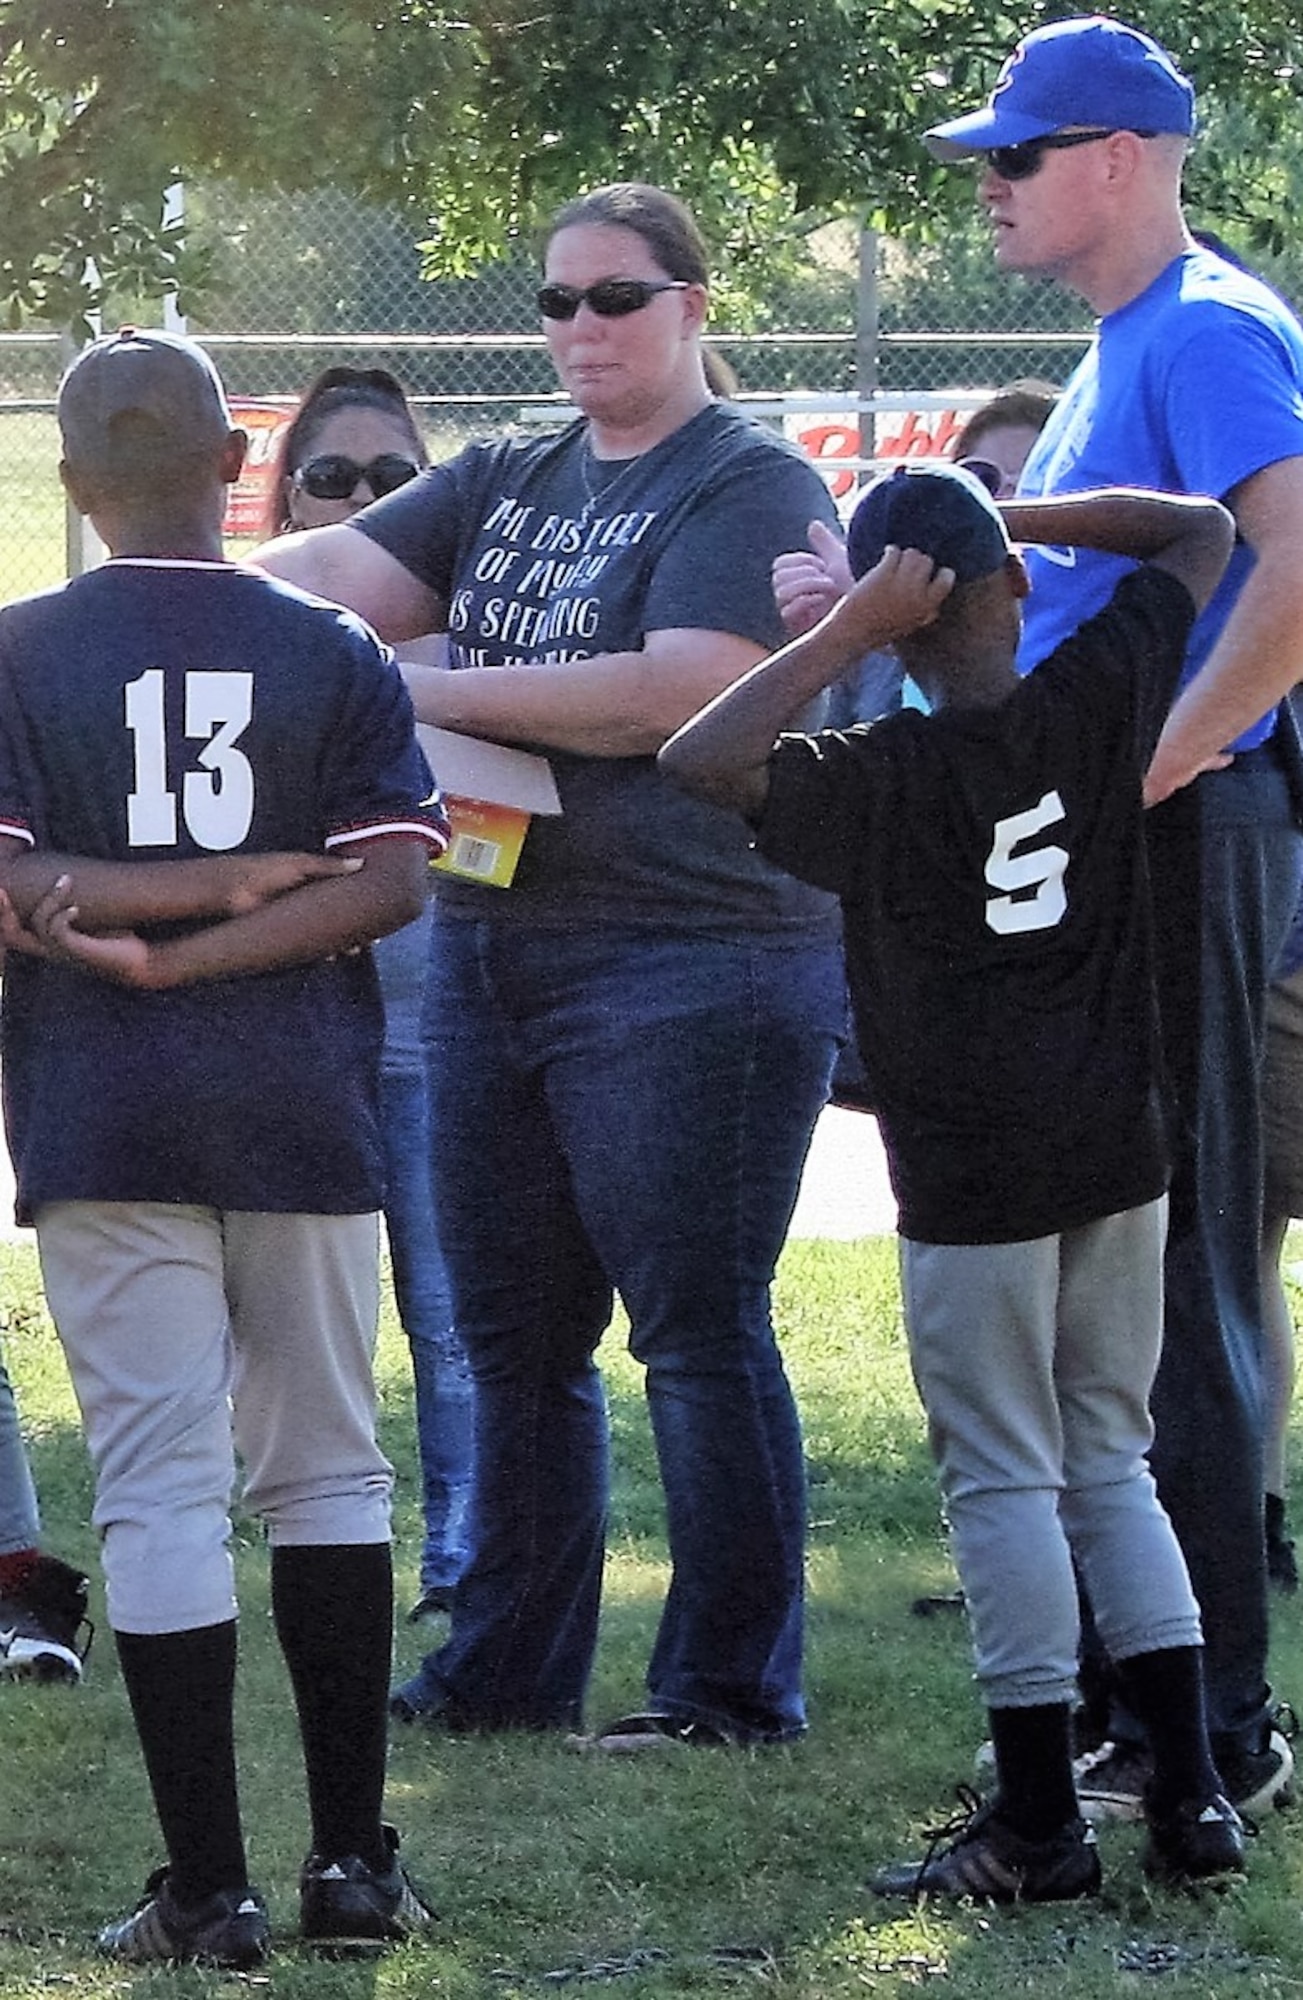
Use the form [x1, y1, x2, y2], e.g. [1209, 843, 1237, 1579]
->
[409, 916, 843, 1736]
[0, 1354, 39, 1555]
[374, 913, 474, 1595]
[1129, 749, 1303, 1757]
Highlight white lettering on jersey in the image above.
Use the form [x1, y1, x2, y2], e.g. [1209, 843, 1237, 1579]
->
[125, 669, 255, 850]
[985, 790, 1069, 935]
[125, 670, 176, 844]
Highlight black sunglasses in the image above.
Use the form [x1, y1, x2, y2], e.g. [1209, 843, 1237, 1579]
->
[957, 456, 1005, 498]
[292, 452, 421, 501]
[537, 278, 689, 321]
[986, 128, 1150, 181]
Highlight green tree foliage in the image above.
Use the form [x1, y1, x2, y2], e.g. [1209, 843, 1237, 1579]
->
[3, 0, 1301, 328]
[0, 0, 474, 330]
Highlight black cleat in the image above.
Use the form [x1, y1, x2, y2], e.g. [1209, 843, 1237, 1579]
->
[300, 1824, 434, 1953]
[1143, 1791, 1247, 1884]
[870, 1788, 1101, 1904]
[98, 1867, 269, 1968]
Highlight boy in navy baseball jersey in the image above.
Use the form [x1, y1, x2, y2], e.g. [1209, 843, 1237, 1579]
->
[0, 329, 447, 1964]
[660, 464, 1244, 1900]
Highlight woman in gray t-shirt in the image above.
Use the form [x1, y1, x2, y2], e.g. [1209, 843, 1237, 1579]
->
[256, 181, 846, 1751]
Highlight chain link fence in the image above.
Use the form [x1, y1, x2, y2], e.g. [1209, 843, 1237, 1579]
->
[0, 183, 1107, 599]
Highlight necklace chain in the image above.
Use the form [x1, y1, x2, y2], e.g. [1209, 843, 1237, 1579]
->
[577, 436, 643, 526]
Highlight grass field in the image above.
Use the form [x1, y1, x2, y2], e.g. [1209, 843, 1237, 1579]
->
[0, 414, 71, 604]
[0, 1231, 1300, 1998]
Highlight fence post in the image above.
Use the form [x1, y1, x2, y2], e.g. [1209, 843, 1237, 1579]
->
[163, 183, 187, 336]
[855, 228, 879, 473]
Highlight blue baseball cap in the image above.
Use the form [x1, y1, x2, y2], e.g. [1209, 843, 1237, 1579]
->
[846, 462, 1012, 586]
[925, 16, 1195, 160]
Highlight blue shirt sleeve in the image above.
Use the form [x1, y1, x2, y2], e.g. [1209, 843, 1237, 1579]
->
[1160, 309, 1303, 502]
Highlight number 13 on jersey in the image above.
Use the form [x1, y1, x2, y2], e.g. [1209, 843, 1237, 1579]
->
[125, 669, 255, 851]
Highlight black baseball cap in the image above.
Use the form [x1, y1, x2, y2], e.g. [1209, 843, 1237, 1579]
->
[846, 461, 1013, 584]
[58, 326, 235, 469]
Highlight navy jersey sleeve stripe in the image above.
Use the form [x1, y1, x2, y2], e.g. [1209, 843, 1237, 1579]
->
[325, 811, 450, 852]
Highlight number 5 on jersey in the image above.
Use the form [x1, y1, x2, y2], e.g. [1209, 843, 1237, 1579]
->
[985, 790, 1068, 935]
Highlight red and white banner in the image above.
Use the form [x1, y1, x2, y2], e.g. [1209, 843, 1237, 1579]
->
[788, 408, 970, 500]
[221, 397, 973, 537]
[223, 400, 294, 539]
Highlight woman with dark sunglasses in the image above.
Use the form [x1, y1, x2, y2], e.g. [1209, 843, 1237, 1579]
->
[269, 367, 475, 1632]
[263, 365, 426, 537]
[256, 183, 845, 1752]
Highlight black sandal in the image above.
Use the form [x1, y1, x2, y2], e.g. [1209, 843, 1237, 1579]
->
[578, 1711, 743, 1753]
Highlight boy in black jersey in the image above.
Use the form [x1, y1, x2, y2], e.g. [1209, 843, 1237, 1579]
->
[660, 464, 1244, 1900]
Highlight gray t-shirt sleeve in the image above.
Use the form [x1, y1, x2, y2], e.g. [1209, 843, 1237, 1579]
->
[345, 459, 464, 601]
[642, 446, 840, 650]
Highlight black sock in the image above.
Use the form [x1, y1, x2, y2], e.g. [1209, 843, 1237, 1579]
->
[1115, 1645, 1221, 1811]
[271, 1542, 393, 1870]
[114, 1622, 248, 1905]
[988, 1702, 1079, 1839]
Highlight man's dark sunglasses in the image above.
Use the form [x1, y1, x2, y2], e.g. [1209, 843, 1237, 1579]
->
[986, 128, 1152, 181]
[537, 278, 689, 321]
[957, 456, 1005, 498]
[293, 452, 421, 500]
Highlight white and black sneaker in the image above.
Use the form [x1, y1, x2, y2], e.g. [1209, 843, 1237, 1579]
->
[0, 1554, 93, 1684]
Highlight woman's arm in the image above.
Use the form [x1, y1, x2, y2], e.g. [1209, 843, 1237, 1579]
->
[257, 444, 828, 757]
[249, 523, 445, 644]
[401, 627, 768, 758]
